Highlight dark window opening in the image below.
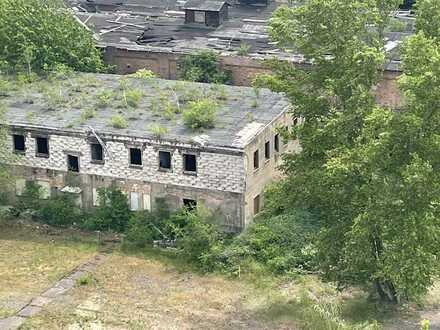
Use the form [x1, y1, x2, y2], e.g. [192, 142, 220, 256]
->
[264, 141, 270, 160]
[293, 117, 299, 126]
[254, 195, 260, 215]
[13, 134, 25, 152]
[67, 155, 79, 172]
[183, 198, 197, 211]
[130, 148, 142, 166]
[183, 154, 197, 172]
[274, 134, 279, 152]
[91, 143, 103, 162]
[36, 137, 49, 156]
[253, 149, 259, 169]
[159, 151, 172, 170]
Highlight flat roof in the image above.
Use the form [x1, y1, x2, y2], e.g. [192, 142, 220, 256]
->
[2, 73, 289, 150]
[66, 0, 414, 72]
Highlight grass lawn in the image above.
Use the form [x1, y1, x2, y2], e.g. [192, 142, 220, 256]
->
[1, 218, 439, 329]
[0, 218, 99, 318]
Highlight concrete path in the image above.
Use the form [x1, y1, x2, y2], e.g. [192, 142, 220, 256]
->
[0, 254, 107, 330]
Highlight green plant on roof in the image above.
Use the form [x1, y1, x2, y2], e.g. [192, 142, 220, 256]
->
[209, 83, 228, 101]
[80, 108, 96, 121]
[237, 42, 251, 56]
[0, 78, 12, 97]
[182, 99, 217, 130]
[150, 124, 168, 138]
[124, 89, 143, 108]
[44, 87, 65, 110]
[96, 90, 113, 108]
[109, 115, 128, 129]
[130, 69, 156, 79]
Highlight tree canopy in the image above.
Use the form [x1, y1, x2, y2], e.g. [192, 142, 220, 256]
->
[259, 0, 440, 303]
[0, 0, 105, 73]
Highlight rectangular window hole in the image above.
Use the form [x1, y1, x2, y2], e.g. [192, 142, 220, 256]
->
[13, 134, 25, 152]
[36, 137, 49, 156]
[130, 148, 142, 166]
[91, 143, 103, 162]
[253, 149, 259, 169]
[183, 154, 197, 172]
[159, 151, 171, 170]
[183, 198, 197, 211]
[67, 155, 79, 172]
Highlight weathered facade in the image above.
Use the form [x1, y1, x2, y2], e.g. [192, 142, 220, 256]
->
[2, 73, 296, 231]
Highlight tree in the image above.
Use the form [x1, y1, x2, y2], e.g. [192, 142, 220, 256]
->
[178, 50, 231, 84]
[0, 0, 105, 73]
[415, 0, 440, 39]
[255, 0, 440, 303]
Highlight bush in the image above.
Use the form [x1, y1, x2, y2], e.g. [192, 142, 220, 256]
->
[201, 210, 319, 275]
[109, 115, 128, 129]
[179, 50, 231, 84]
[130, 69, 156, 79]
[83, 186, 131, 232]
[38, 193, 79, 227]
[16, 181, 42, 212]
[182, 99, 217, 129]
[172, 206, 222, 269]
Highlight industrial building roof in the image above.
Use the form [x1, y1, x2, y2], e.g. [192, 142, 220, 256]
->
[2, 73, 289, 150]
[66, 0, 415, 72]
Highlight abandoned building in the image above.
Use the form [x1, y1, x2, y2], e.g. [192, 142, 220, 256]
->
[66, 0, 414, 108]
[1, 73, 296, 231]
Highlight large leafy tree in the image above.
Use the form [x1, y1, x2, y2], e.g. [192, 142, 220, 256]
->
[0, 0, 104, 73]
[256, 0, 440, 303]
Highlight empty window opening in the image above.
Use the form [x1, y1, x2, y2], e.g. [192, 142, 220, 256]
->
[274, 134, 280, 152]
[183, 154, 197, 172]
[265, 141, 270, 160]
[13, 134, 25, 152]
[36, 137, 49, 156]
[183, 198, 197, 211]
[67, 155, 79, 172]
[293, 117, 299, 126]
[159, 151, 172, 170]
[254, 195, 261, 215]
[253, 149, 259, 169]
[91, 143, 103, 162]
[130, 148, 142, 166]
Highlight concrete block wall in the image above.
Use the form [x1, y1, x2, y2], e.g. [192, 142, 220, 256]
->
[6, 132, 246, 194]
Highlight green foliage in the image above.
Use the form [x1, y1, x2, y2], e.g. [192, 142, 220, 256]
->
[237, 42, 251, 56]
[129, 69, 156, 79]
[124, 89, 143, 108]
[415, 0, 440, 39]
[150, 124, 168, 138]
[83, 186, 131, 232]
[182, 99, 217, 129]
[179, 50, 231, 84]
[38, 193, 80, 227]
[172, 206, 222, 269]
[17, 181, 42, 212]
[80, 108, 96, 121]
[76, 274, 94, 286]
[96, 90, 113, 108]
[257, 0, 440, 304]
[109, 115, 128, 129]
[0, 0, 105, 73]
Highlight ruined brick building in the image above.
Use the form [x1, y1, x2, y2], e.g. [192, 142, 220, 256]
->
[2, 73, 296, 231]
[66, 0, 416, 108]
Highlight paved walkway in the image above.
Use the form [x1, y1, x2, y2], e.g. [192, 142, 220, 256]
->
[0, 254, 107, 330]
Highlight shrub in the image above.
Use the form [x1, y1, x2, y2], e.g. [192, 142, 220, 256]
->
[179, 50, 231, 84]
[130, 69, 156, 79]
[109, 115, 128, 129]
[172, 206, 222, 269]
[150, 124, 168, 138]
[80, 108, 96, 120]
[38, 193, 79, 227]
[124, 89, 142, 108]
[16, 181, 42, 212]
[96, 90, 113, 108]
[83, 186, 131, 232]
[237, 42, 251, 56]
[182, 99, 217, 129]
